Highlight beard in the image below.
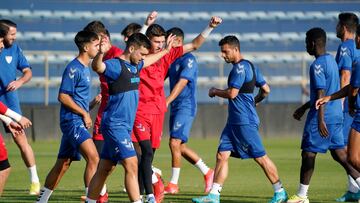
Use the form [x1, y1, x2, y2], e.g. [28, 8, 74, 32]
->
[4, 39, 12, 48]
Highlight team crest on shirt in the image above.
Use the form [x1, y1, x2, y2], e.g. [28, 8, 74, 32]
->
[187, 59, 194, 68]
[5, 56, 12, 64]
[314, 64, 323, 75]
[340, 47, 348, 56]
[236, 64, 244, 74]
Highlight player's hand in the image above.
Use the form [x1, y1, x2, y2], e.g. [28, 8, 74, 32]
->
[94, 94, 102, 105]
[315, 96, 330, 110]
[209, 16, 222, 28]
[209, 87, 216, 98]
[293, 107, 306, 121]
[8, 121, 24, 138]
[18, 116, 32, 129]
[100, 36, 111, 54]
[318, 120, 329, 137]
[83, 113, 92, 129]
[165, 33, 176, 52]
[145, 11, 158, 26]
[6, 80, 23, 91]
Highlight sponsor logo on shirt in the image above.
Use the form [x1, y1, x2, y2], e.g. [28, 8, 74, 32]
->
[69, 68, 76, 79]
[5, 56, 12, 64]
[314, 64, 323, 75]
[131, 77, 140, 83]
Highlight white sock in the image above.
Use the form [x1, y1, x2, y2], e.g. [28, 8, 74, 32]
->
[152, 173, 158, 184]
[146, 194, 155, 200]
[349, 176, 360, 193]
[85, 187, 88, 196]
[170, 167, 181, 184]
[29, 165, 40, 183]
[354, 177, 360, 192]
[209, 183, 222, 195]
[272, 181, 284, 193]
[36, 187, 53, 203]
[195, 159, 210, 175]
[133, 200, 142, 203]
[297, 184, 309, 198]
[100, 184, 107, 196]
[85, 198, 96, 203]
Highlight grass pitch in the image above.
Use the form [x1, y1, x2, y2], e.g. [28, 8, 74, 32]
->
[1, 136, 347, 202]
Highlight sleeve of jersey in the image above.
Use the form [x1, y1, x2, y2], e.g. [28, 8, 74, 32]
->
[337, 46, 352, 71]
[228, 64, 245, 89]
[255, 67, 266, 87]
[16, 45, 31, 71]
[311, 63, 326, 90]
[350, 59, 360, 88]
[0, 102, 8, 115]
[59, 67, 78, 95]
[104, 59, 122, 82]
[180, 56, 197, 81]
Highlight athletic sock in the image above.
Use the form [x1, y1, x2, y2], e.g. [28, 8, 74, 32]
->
[100, 184, 107, 196]
[170, 167, 180, 184]
[29, 165, 40, 183]
[209, 183, 222, 195]
[36, 187, 53, 203]
[297, 184, 309, 198]
[194, 159, 210, 175]
[272, 180, 284, 193]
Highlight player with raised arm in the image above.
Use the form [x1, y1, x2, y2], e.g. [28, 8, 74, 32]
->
[163, 27, 214, 195]
[288, 27, 360, 203]
[36, 30, 101, 203]
[0, 19, 40, 195]
[132, 16, 222, 203]
[85, 32, 176, 203]
[192, 35, 286, 203]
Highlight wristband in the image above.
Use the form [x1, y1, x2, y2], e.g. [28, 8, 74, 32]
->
[5, 108, 22, 122]
[140, 24, 149, 35]
[200, 25, 214, 38]
[0, 115, 12, 126]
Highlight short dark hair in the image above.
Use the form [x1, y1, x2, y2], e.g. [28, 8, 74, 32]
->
[74, 30, 99, 52]
[357, 24, 360, 36]
[166, 27, 184, 40]
[0, 23, 9, 38]
[126, 33, 151, 50]
[146, 24, 166, 39]
[0, 19, 17, 34]
[338, 12, 359, 33]
[219, 35, 240, 50]
[306, 27, 326, 47]
[121, 23, 141, 38]
[83, 20, 106, 35]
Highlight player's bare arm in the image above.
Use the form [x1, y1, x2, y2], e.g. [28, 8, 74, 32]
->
[166, 78, 188, 107]
[140, 11, 158, 34]
[348, 85, 359, 116]
[315, 84, 350, 109]
[317, 89, 328, 137]
[6, 67, 32, 91]
[182, 16, 222, 54]
[58, 93, 92, 129]
[293, 101, 310, 121]
[92, 38, 107, 74]
[143, 33, 176, 67]
[255, 83, 270, 105]
[209, 87, 239, 99]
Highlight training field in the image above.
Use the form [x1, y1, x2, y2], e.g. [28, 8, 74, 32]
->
[2, 136, 346, 202]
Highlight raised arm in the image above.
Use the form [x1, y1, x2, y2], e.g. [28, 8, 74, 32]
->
[140, 11, 158, 34]
[182, 16, 222, 54]
[143, 34, 176, 67]
[92, 38, 109, 74]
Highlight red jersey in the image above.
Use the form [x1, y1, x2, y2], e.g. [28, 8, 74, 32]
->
[137, 47, 184, 114]
[0, 101, 8, 115]
[0, 133, 8, 161]
[93, 45, 123, 140]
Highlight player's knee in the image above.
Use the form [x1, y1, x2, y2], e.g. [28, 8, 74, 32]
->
[301, 151, 316, 160]
[169, 139, 181, 150]
[216, 152, 229, 163]
[124, 159, 138, 174]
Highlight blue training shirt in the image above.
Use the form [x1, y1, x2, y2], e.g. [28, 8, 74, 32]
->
[306, 53, 343, 125]
[227, 60, 266, 125]
[169, 53, 198, 116]
[101, 58, 144, 130]
[0, 43, 30, 112]
[335, 39, 360, 112]
[350, 56, 360, 123]
[59, 58, 91, 124]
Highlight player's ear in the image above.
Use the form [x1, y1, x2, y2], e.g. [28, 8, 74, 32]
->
[129, 45, 135, 53]
[83, 43, 89, 52]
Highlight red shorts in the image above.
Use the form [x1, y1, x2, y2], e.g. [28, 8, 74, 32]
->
[0, 133, 8, 162]
[132, 113, 165, 149]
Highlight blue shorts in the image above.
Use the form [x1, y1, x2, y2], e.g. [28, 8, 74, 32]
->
[169, 113, 194, 143]
[101, 127, 137, 163]
[218, 124, 266, 159]
[301, 123, 344, 153]
[343, 112, 353, 145]
[58, 121, 91, 161]
[351, 120, 360, 133]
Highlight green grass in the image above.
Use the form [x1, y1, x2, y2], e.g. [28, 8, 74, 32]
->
[1, 136, 347, 202]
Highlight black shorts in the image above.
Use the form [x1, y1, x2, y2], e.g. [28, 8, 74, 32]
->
[0, 159, 10, 171]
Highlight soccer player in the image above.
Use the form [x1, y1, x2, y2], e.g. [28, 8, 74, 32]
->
[36, 30, 101, 203]
[191, 35, 287, 203]
[287, 28, 360, 203]
[334, 12, 360, 202]
[121, 23, 142, 42]
[0, 19, 40, 195]
[132, 16, 222, 203]
[163, 27, 214, 195]
[85, 32, 176, 203]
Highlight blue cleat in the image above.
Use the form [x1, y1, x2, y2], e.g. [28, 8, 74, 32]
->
[336, 191, 360, 202]
[192, 193, 220, 203]
[269, 190, 288, 203]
